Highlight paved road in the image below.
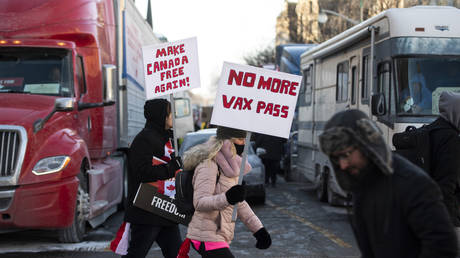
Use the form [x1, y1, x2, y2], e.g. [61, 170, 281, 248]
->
[0, 177, 361, 257]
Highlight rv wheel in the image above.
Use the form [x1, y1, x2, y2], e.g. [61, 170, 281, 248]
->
[327, 176, 340, 206]
[316, 172, 328, 202]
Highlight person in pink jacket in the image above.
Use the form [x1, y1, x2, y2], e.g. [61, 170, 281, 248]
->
[177, 126, 271, 258]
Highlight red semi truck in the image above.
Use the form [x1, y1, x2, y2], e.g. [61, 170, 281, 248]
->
[0, 0, 162, 242]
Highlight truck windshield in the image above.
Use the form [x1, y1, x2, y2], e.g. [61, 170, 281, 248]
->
[0, 47, 72, 97]
[395, 57, 460, 116]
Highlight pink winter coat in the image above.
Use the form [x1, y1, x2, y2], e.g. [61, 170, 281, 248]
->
[185, 139, 263, 243]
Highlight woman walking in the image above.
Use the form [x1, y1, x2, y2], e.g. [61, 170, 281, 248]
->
[177, 126, 271, 257]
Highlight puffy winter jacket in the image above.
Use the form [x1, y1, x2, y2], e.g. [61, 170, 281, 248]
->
[185, 139, 263, 243]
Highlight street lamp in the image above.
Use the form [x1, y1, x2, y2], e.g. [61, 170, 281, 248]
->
[317, 9, 360, 25]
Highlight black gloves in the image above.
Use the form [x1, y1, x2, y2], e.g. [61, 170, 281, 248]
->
[167, 156, 183, 178]
[253, 227, 271, 249]
[225, 185, 247, 205]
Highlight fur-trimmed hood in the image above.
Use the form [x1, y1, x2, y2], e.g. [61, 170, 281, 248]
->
[182, 136, 251, 178]
[319, 109, 393, 192]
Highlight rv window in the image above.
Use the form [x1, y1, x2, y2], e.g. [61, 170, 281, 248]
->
[336, 61, 349, 102]
[351, 66, 357, 105]
[361, 55, 369, 103]
[303, 68, 312, 105]
[394, 57, 460, 115]
[377, 62, 391, 113]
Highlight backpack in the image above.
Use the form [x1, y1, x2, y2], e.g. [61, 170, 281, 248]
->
[174, 166, 221, 218]
[392, 123, 439, 174]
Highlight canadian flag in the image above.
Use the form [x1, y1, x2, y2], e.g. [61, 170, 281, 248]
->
[110, 222, 130, 255]
[163, 179, 176, 198]
[148, 139, 176, 198]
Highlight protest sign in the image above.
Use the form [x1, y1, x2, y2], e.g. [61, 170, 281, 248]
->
[211, 62, 302, 138]
[133, 183, 192, 225]
[142, 37, 200, 99]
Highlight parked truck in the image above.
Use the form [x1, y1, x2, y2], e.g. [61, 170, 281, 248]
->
[275, 44, 315, 181]
[0, 0, 163, 242]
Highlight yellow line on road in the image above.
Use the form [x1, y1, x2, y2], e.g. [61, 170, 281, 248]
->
[266, 200, 352, 248]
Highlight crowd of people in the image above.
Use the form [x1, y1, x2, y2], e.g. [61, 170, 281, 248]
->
[114, 91, 460, 257]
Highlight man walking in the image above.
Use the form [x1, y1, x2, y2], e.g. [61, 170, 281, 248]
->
[429, 91, 460, 227]
[319, 109, 457, 258]
[254, 133, 286, 187]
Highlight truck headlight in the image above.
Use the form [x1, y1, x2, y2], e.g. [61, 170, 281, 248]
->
[32, 156, 71, 175]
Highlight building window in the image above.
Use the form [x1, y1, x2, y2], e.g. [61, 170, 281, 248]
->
[336, 61, 349, 102]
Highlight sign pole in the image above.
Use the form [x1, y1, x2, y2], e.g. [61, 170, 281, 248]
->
[231, 131, 252, 222]
[170, 93, 178, 154]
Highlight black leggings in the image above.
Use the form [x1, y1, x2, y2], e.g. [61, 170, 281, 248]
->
[122, 223, 181, 258]
[192, 241, 235, 258]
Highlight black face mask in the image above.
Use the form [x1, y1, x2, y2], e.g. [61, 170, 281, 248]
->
[234, 144, 245, 156]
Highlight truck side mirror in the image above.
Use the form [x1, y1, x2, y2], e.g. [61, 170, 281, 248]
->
[103, 64, 117, 105]
[55, 98, 74, 112]
[371, 92, 386, 116]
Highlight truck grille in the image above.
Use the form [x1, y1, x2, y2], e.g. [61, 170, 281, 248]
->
[0, 130, 20, 177]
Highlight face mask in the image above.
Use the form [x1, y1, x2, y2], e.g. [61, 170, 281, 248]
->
[234, 144, 245, 156]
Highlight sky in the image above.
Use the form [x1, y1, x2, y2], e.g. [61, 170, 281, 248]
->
[135, 0, 286, 102]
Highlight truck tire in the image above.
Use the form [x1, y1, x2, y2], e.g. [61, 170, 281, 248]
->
[316, 172, 328, 202]
[58, 166, 90, 243]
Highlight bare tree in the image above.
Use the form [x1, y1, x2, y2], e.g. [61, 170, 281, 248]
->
[243, 46, 276, 67]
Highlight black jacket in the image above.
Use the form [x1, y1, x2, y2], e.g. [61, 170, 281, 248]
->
[351, 154, 458, 258]
[124, 124, 176, 226]
[254, 133, 286, 160]
[430, 117, 460, 226]
[124, 98, 177, 226]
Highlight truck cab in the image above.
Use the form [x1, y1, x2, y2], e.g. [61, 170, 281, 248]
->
[0, 0, 125, 242]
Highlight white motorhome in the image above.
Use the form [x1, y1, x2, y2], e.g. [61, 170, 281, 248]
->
[297, 6, 460, 205]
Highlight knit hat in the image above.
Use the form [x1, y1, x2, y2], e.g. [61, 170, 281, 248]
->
[216, 126, 246, 140]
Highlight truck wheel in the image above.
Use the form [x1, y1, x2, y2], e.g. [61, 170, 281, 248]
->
[316, 172, 328, 202]
[58, 168, 90, 243]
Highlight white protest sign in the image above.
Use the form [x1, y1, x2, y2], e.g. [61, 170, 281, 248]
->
[142, 37, 201, 99]
[211, 62, 302, 138]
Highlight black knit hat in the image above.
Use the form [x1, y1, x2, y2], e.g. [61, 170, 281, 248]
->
[216, 126, 246, 140]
